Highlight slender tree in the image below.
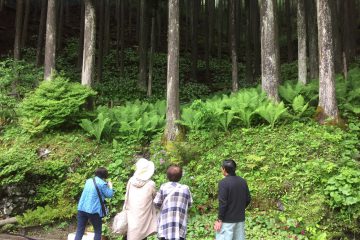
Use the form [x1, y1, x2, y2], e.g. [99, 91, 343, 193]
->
[14, 0, 24, 61]
[103, 0, 110, 56]
[77, 0, 85, 69]
[260, 0, 280, 102]
[82, 0, 96, 87]
[245, 0, 253, 83]
[306, 0, 318, 79]
[316, 0, 339, 121]
[165, 0, 180, 141]
[229, 0, 238, 92]
[36, 0, 47, 67]
[97, 0, 105, 82]
[148, 8, 156, 97]
[285, 0, 293, 62]
[191, 0, 200, 81]
[57, 0, 64, 51]
[138, 0, 148, 91]
[21, 0, 30, 48]
[251, 0, 261, 78]
[44, 0, 57, 80]
[297, 0, 307, 84]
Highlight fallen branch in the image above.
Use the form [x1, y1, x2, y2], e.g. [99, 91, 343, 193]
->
[0, 217, 17, 226]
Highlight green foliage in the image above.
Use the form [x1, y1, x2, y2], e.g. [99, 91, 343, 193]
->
[80, 113, 113, 142]
[255, 102, 288, 128]
[279, 81, 304, 103]
[292, 95, 309, 118]
[18, 75, 96, 134]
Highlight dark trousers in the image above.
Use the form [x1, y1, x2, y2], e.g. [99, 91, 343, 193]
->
[75, 210, 102, 240]
[123, 236, 147, 240]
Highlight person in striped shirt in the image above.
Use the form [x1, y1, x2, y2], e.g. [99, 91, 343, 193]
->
[154, 165, 193, 240]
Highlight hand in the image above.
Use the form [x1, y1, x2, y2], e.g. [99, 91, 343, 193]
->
[108, 181, 113, 189]
[214, 220, 222, 232]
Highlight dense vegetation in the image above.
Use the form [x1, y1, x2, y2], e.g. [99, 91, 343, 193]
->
[0, 43, 359, 239]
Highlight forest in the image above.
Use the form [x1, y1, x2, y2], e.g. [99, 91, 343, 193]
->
[0, 0, 359, 239]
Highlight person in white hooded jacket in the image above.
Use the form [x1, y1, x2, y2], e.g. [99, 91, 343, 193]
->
[123, 158, 157, 240]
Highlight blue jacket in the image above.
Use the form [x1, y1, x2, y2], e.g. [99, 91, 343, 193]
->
[77, 176, 114, 217]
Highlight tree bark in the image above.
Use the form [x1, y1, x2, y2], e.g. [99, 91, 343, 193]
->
[306, 0, 318, 79]
[229, 0, 238, 92]
[251, 0, 261, 79]
[260, 0, 280, 102]
[21, 0, 30, 48]
[138, 0, 148, 91]
[103, 0, 110, 56]
[57, 0, 64, 51]
[36, 0, 47, 67]
[82, 0, 96, 87]
[77, 0, 85, 69]
[330, 0, 342, 73]
[191, 0, 199, 81]
[165, 0, 180, 141]
[97, 0, 104, 83]
[316, 0, 339, 121]
[217, 0, 222, 58]
[245, 0, 253, 83]
[148, 10, 156, 97]
[205, 0, 210, 81]
[285, 0, 293, 62]
[44, 0, 57, 80]
[14, 0, 24, 61]
[297, 0, 307, 84]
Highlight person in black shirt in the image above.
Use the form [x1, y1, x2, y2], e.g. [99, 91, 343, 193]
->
[214, 159, 251, 240]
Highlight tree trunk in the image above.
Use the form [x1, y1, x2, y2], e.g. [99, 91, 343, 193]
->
[44, 0, 57, 80]
[97, 0, 104, 83]
[245, 0, 253, 83]
[217, 0, 222, 58]
[14, 0, 24, 60]
[165, 0, 180, 142]
[306, 0, 318, 79]
[57, 0, 64, 51]
[229, 0, 238, 92]
[260, 0, 280, 102]
[191, 0, 199, 81]
[82, 0, 96, 87]
[205, 0, 210, 81]
[251, 0, 261, 79]
[208, 0, 214, 55]
[103, 0, 110, 56]
[36, 0, 47, 67]
[21, 0, 30, 48]
[316, 0, 339, 121]
[136, 0, 140, 42]
[77, 0, 85, 69]
[297, 0, 307, 84]
[156, 3, 161, 51]
[330, 0, 342, 73]
[138, 0, 148, 91]
[148, 10, 156, 97]
[285, 0, 293, 62]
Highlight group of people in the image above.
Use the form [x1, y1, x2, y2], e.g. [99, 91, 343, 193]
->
[74, 158, 251, 240]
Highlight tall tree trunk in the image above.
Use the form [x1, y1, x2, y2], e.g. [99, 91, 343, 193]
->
[306, 0, 318, 79]
[208, 0, 214, 55]
[82, 0, 96, 87]
[260, 0, 280, 102]
[103, 0, 110, 56]
[136, 0, 140, 42]
[148, 9, 156, 97]
[316, 0, 339, 121]
[128, 0, 132, 38]
[245, 0, 253, 83]
[285, 0, 293, 62]
[156, 3, 161, 51]
[14, 0, 24, 60]
[205, 0, 210, 81]
[57, 0, 64, 51]
[165, 0, 180, 141]
[116, 0, 120, 67]
[21, 0, 30, 48]
[138, 0, 148, 91]
[36, 0, 47, 66]
[120, 0, 125, 74]
[184, 0, 189, 52]
[229, 0, 238, 92]
[297, 0, 307, 84]
[191, 0, 199, 81]
[251, 0, 261, 79]
[77, 0, 85, 69]
[330, 0, 342, 73]
[44, 0, 57, 80]
[97, 0, 104, 83]
[217, 0, 222, 58]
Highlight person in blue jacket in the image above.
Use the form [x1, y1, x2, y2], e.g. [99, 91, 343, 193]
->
[75, 167, 114, 240]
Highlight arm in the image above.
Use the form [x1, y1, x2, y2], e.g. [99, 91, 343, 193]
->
[100, 182, 114, 198]
[217, 181, 228, 221]
[153, 188, 164, 209]
[187, 186, 193, 208]
[245, 181, 251, 208]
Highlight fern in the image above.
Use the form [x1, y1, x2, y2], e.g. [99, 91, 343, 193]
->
[292, 95, 309, 118]
[279, 82, 303, 103]
[256, 102, 288, 128]
[80, 113, 113, 142]
[178, 108, 205, 131]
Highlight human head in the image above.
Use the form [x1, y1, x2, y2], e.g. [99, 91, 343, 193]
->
[133, 158, 155, 181]
[167, 165, 182, 182]
[95, 167, 109, 179]
[221, 159, 236, 176]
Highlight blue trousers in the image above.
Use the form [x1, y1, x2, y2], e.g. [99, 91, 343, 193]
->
[75, 210, 102, 240]
[215, 222, 245, 240]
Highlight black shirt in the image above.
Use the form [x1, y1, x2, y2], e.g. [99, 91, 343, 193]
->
[218, 175, 251, 222]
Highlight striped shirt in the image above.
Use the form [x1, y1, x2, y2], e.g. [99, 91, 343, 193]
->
[154, 182, 193, 240]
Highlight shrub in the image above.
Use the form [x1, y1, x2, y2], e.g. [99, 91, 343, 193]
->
[18, 75, 96, 134]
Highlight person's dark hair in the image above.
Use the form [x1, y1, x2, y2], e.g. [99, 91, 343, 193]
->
[222, 159, 236, 176]
[167, 165, 182, 182]
[95, 167, 109, 179]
